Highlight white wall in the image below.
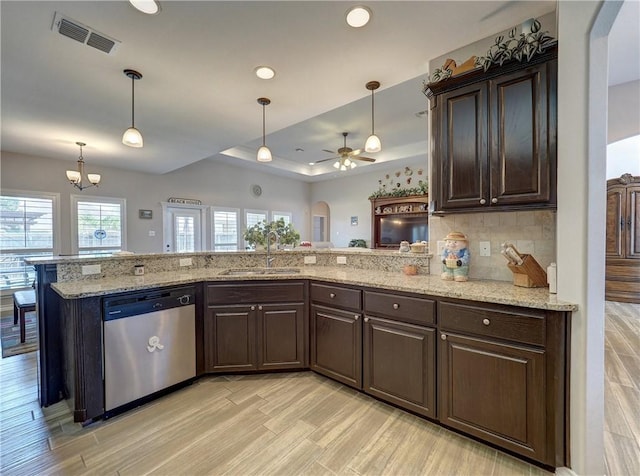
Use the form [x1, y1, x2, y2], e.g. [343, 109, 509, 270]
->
[608, 79, 640, 143]
[310, 159, 427, 247]
[0, 152, 311, 254]
[606, 134, 640, 179]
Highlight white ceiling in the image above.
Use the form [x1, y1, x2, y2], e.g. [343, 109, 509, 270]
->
[1, 1, 636, 182]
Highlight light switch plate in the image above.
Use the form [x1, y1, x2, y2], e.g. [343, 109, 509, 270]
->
[304, 256, 317, 264]
[82, 264, 101, 275]
[179, 257, 192, 267]
[148, 230, 156, 237]
[479, 241, 491, 257]
[337, 256, 347, 264]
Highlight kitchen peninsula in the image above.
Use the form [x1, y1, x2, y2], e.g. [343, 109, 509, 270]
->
[29, 249, 575, 468]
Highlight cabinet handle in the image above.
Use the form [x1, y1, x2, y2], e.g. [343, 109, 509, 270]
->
[392, 303, 399, 310]
[330, 293, 336, 298]
[441, 334, 447, 340]
[364, 317, 369, 322]
[479, 198, 486, 205]
[483, 318, 490, 326]
[258, 305, 263, 311]
[354, 315, 360, 321]
[491, 198, 498, 204]
[250, 305, 256, 311]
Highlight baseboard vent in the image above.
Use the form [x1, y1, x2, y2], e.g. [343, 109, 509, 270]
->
[52, 12, 120, 55]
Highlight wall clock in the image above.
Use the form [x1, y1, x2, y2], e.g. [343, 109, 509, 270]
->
[251, 184, 262, 197]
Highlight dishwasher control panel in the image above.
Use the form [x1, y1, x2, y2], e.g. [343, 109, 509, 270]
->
[103, 286, 195, 321]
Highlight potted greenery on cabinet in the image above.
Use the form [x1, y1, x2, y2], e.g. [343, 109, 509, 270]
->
[243, 218, 300, 250]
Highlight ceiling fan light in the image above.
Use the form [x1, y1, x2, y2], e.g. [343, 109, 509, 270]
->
[129, 0, 160, 15]
[122, 127, 143, 148]
[343, 158, 352, 167]
[333, 161, 340, 169]
[257, 145, 272, 162]
[340, 164, 347, 171]
[87, 174, 101, 185]
[350, 162, 357, 169]
[66, 170, 81, 183]
[365, 133, 381, 153]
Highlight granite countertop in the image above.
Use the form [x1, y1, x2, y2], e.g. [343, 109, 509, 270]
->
[51, 266, 576, 312]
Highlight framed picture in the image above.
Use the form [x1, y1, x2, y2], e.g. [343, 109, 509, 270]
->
[139, 209, 153, 219]
[351, 216, 358, 226]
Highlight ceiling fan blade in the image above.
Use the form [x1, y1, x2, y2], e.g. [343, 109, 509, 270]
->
[354, 156, 376, 163]
[350, 149, 362, 156]
[322, 149, 336, 154]
[314, 156, 339, 164]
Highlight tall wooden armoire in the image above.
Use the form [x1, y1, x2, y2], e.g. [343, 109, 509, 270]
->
[605, 173, 640, 303]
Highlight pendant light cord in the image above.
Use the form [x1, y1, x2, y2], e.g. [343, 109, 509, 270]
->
[262, 103, 266, 146]
[131, 76, 135, 128]
[370, 88, 375, 134]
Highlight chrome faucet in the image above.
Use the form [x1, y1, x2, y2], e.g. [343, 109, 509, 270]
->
[266, 230, 279, 268]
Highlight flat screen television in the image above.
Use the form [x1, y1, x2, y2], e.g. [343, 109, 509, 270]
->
[377, 216, 428, 247]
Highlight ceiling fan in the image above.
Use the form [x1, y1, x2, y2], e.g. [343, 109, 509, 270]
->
[315, 132, 376, 171]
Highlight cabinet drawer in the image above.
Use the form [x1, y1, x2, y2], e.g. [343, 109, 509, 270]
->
[207, 281, 305, 305]
[364, 291, 435, 326]
[310, 283, 361, 311]
[439, 302, 545, 347]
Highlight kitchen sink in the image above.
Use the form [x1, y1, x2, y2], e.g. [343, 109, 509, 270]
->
[220, 268, 301, 276]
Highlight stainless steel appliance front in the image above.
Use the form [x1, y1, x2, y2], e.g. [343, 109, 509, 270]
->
[103, 290, 196, 411]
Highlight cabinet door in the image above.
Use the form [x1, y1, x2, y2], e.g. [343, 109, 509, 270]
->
[310, 304, 362, 389]
[438, 82, 489, 210]
[439, 332, 547, 464]
[257, 303, 306, 370]
[606, 185, 626, 259]
[627, 186, 640, 259]
[489, 62, 553, 206]
[205, 305, 256, 372]
[363, 316, 436, 418]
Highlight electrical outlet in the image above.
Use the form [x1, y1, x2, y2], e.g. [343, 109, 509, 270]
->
[304, 255, 317, 264]
[179, 257, 192, 267]
[337, 256, 347, 264]
[82, 264, 101, 275]
[479, 241, 491, 257]
[148, 230, 156, 237]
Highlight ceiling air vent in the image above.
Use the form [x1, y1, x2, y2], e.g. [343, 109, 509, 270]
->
[51, 12, 120, 55]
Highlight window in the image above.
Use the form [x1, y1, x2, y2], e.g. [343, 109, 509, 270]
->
[72, 196, 126, 255]
[212, 208, 240, 251]
[271, 211, 292, 225]
[244, 209, 267, 249]
[0, 191, 59, 290]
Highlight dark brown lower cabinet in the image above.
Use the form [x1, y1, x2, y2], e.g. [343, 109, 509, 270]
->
[205, 302, 306, 372]
[363, 316, 436, 418]
[310, 304, 362, 389]
[439, 332, 546, 462]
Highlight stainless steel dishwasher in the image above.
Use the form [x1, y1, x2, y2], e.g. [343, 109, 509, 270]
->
[103, 286, 196, 413]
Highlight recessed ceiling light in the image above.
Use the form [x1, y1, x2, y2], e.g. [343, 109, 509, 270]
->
[346, 6, 371, 28]
[255, 66, 276, 80]
[129, 0, 160, 15]
[308, 162, 315, 166]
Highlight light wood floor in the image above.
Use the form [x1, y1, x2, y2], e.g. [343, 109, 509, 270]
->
[0, 302, 637, 476]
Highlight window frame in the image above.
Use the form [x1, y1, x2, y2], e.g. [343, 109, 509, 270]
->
[71, 195, 127, 255]
[0, 189, 60, 292]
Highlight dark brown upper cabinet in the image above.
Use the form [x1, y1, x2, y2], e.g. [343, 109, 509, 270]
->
[426, 48, 557, 214]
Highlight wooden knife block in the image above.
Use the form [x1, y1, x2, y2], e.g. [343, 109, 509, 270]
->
[507, 254, 548, 288]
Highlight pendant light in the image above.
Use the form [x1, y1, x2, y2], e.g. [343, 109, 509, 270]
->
[257, 97, 272, 162]
[66, 142, 101, 190]
[364, 80, 382, 153]
[122, 69, 143, 148]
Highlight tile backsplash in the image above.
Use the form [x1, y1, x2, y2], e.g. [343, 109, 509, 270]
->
[429, 210, 556, 282]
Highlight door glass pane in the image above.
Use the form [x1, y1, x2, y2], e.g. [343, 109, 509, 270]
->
[174, 215, 195, 252]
